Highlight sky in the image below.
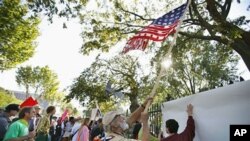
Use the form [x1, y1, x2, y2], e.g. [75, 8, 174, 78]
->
[0, 0, 249, 98]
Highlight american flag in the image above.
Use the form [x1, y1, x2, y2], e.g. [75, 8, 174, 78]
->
[122, 2, 188, 53]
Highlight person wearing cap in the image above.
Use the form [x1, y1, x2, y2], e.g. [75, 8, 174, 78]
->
[102, 98, 151, 141]
[3, 107, 36, 141]
[29, 105, 42, 132]
[0, 104, 20, 141]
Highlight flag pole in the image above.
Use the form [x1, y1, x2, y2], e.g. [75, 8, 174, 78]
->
[143, 0, 191, 113]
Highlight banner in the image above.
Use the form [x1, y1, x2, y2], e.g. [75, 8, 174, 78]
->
[161, 81, 250, 141]
[90, 108, 102, 121]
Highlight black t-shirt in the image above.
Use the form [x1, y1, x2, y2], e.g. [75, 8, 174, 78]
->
[90, 125, 104, 141]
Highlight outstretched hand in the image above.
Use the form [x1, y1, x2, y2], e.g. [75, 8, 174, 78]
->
[186, 104, 193, 116]
[142, 97, 153, 107]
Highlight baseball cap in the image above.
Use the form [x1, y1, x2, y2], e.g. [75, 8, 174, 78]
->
[34, 105, 41, 109]
[103, 109, 124, 125]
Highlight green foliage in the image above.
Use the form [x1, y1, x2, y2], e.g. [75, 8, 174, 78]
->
[26, 0, 84, 23]
[15, 66, 60, 102]
[14, 0, 250, 70]
[0, 87, 22, 107]
[60, 101, 81, 116]
[157, 38, 239, 101]
[0, 0, 40, 71]
[65, 55, 155, 112]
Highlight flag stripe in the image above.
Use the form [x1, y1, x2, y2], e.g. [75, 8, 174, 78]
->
[122, 1, 188, 53]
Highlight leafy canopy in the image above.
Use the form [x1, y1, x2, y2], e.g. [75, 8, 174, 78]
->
[0, 0, 40, 71]
[16, 66, 60, 103]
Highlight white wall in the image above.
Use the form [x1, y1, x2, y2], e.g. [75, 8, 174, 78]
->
[161, 81, 250, 141]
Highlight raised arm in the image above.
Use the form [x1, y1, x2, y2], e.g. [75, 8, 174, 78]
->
[183, 104, 195, 139]
[127, 97, 152, 126]
[140, 112, 149, 141]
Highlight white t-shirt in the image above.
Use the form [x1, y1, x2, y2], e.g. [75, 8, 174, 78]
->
[71, 122, 81, 141]
[63, 122, 74, 137]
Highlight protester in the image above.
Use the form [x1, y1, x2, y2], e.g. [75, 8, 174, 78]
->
[3, 107, 36, 141]
[29, 105, 42, 132]
[132, 121, 142, 140]
[62, 117, 75, 141]
[102, 98, 151, 141]
[159, 104, 195, 141]
[76, 118, 90, 141]
[36, 106, 56, 141]
[0, 104, 20, 141]
[90, 118, 104, 141]
[71, 117, 82, 141]
[50, 116, 58, 141]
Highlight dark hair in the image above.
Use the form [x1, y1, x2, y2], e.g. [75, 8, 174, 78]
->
[69, 116, 74, 122]
[19, 107, 33, 119]
[165, 119, 179, 133]
[46, 106, 55, 114]
[5, 104, 19, 112]
[98, 118, 102, 123]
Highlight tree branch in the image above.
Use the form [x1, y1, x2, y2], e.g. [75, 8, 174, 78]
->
[222, 0, 232, 20]
[116, 22, 145, 28]
[119, 6, 155, 21]
[179, 31, 228, 44]
[205, 0, 223, 22]
[183, 19, 201, 25]
[191, 0, 216, 36]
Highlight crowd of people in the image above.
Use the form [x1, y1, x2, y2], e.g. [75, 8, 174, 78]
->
[0, 98, 195, 141]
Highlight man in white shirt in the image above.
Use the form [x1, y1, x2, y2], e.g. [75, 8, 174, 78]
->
[71, 118, 82, 141]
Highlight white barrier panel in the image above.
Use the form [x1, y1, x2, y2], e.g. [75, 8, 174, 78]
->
[161, 81, 250, 141]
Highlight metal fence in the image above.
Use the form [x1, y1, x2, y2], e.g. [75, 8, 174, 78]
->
[148, 103, 162, 137]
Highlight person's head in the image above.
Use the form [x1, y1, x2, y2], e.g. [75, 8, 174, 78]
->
[5, 104, 20, 116]
[165, 119, 179, 134]
[34, 105, 41, 114]
[69, 116, 75, 123]
[46, 106, 56, 115]
[97, 118, 102, 124]
[103, 110, 129, 132]
[19, 107, 35, 120]
[82, 118, 90, 126]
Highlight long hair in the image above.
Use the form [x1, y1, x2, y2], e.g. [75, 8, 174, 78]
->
[82, 118, 90, 126]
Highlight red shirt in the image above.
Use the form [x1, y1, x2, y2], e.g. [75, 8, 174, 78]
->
[161, 116, 195, 141]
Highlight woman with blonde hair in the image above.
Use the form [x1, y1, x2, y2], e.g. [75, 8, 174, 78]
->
[76, 118, 90, 141]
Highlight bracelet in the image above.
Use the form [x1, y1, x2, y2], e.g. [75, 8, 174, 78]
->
[141, 104, 145, 109]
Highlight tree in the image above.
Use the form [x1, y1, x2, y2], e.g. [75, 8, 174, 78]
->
[65, 55, 155, 112]
[0, 0, 39, 71]
[156, 37, 239, 101]
[60, 102, 80, 116]
[0, 87, 22, 107]
[180, 0, 250, 70]
[15, 66, 34, 98]
[16, 66, 60, 103]
[17, 0, 250, 70]
[75, 0, 250, 70]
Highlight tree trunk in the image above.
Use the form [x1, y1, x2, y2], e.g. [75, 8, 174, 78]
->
[25, 85, 29, 98]
[231, 31, 250, 71]
[129, 95, 140, 113]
